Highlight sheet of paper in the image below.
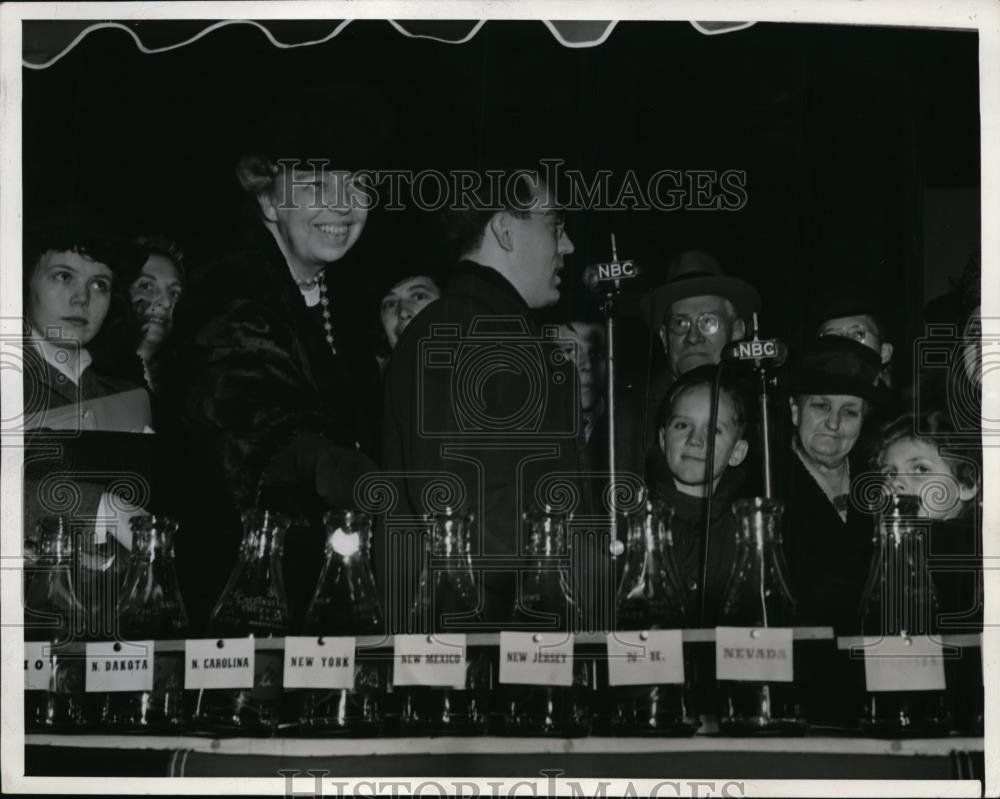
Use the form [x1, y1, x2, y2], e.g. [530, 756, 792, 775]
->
[499, 631, 574, 686]
[283, 636, 356, 689]
[716, 626, 794, 682]
[606, 630, 685, 687]
[184, 638, 254, 690]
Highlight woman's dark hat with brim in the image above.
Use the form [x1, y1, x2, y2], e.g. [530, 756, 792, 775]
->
[640, 250, 761, 328]
[243, 83, 395, 169]
[788, 335, 886, 404]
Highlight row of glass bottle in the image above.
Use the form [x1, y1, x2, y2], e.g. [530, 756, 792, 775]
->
[23, 493, 979, 737]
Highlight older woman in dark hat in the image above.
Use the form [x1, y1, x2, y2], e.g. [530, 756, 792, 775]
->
[777, 336, 885, 634]
[775, 335, 886, 728]
[159, 85, 392, 631]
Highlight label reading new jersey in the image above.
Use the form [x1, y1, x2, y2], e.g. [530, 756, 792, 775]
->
[184, 638, 254, 689]
[606, 630, 685, 687]
[24, 641, 52, 691]
[284, 636, 356, 689]
[861, 635, 946, 692]
[85, 641, 154, 692]
[499, 631, 574, 686]
[392, 634, 466, 688]
[716, 627, 794, 682]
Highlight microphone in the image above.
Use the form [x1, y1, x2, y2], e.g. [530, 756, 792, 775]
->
[722, 337, 788, 366]
[582, 260, 643, 291]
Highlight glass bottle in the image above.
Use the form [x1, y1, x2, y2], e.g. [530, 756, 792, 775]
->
[400, 506, 491, 735]
[23, 516, 87, 732]
[297, 509, 385, 736]
[858, 493, 953, 736]
[99, 514, 190, 731]
[607, 499, 699, 736]
[717, 497, 806, 735]
[190, 510, 290, 735]
[502, 505, 592, 737]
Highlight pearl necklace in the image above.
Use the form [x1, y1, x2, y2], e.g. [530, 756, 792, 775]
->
[317, 271, 337, 356]
[295, 271, 336, 356]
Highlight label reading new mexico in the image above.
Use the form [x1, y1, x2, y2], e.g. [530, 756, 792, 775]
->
[393, 634, 467, 688]
[606, 630, 685, 687]
[862, 635, 946, 692]
[716, 627, 794, 682]
[24, 641, 52, 691]
[185, 638, 254, 689]
[499, 631, 574, 686]
[284, 636, 356, 689]
[85, 641, 154, 692]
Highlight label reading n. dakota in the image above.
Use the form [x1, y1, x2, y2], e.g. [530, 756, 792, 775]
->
[499, 631, 574, 686]
[284, 636, 356, 689]
[24, 641, 52, 691]
[606, 630, 684, 687]
[85, 641, 154, 692]
[392, 634, 466, 688]
[184, 638, 254, 689]
[861, 635, 946, 692]
[716, 627, 793, 682]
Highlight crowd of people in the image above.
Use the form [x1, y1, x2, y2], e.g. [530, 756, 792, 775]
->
[22, 89, 983, 647]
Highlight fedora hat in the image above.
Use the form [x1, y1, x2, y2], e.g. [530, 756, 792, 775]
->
[788, 335, 886, 404]
[640, 250, 761, 328]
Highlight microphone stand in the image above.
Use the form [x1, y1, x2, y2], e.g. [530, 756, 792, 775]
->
[600, 234, 624, 548]
[747, 313, 777, 498]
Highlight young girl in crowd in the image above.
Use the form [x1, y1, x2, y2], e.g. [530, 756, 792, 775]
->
[876, 410, 980, 520]
[875, 409, 982, 627]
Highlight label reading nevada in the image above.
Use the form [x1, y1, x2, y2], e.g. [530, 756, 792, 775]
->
[499, 631, 574, 686]
[393, 634, 467, 688]
[185, 638, 254, 690]
[24, 641, 52, 691]
[716, 627, 794, 682]
[284, 636, 356, 689]
[85, 641, 154, 692]
[606, 630, 685, 687]
[861, 635, 946, 692]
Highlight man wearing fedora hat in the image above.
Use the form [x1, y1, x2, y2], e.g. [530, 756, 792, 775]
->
[620, 250, 761, 481]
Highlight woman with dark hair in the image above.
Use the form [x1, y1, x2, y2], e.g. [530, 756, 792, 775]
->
[22, 209, 150, 431]
[160, 85, 391, 631]
[126, 235, 185, 388]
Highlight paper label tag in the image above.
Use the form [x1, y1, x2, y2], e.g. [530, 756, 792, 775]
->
[861, 635, 947, 692]
[392, 634, 467, 688]
[184, 638, 255, 689]
[499, 631, 574, 686]
[716, 627, 794, 682]
[284, 636, 356, 689]
[606, 630, 685, 687]
[85, 640, 154, 692]
[24, 641, 52, 691]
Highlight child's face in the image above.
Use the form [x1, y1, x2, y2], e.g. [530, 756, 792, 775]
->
[659, 384, 749, 496]
[879, 437, 978, 520]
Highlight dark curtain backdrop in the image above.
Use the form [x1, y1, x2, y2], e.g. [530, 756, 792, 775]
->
[22, 20, 980, 369]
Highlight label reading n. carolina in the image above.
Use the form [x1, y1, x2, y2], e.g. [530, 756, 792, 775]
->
[716, 627, 793, 682]
[24, 641, 52, 691]
[284, 636, 356, 689]
[861, 635, 946, 692]
[499, 631, 574, 686]
[606, 630, 685, 687]
[85, 641, 154, 692]
[184, 638, 254, 689]
[392, 634, 466, 688]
